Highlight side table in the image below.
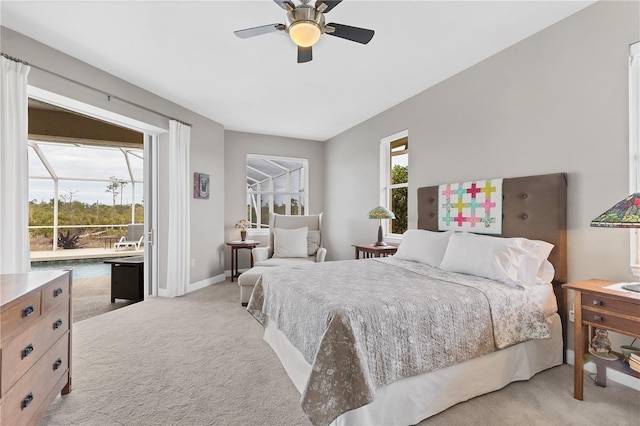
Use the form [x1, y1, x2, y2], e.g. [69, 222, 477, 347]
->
[562, 279, 640, 400]
[352, 243, 399, 259]
[227, 240, 260, 282]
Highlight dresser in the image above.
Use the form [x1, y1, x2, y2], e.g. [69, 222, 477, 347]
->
[0, 270, 72, 425]
[562, 279, 640, 400]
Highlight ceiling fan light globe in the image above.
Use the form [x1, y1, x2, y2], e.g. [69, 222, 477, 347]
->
[289, 21, 321, 47]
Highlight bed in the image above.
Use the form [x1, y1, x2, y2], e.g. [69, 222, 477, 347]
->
[247, 173, 568, 426]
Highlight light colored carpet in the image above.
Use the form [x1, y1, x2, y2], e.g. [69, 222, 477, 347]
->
[41, 281, 639, 426]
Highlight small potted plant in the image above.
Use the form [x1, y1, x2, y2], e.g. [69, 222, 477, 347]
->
[235, 219, 249, 241]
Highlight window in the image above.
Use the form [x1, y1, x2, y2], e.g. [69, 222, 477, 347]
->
[380, 130, 409, 236]
[245, 154, 309, 229]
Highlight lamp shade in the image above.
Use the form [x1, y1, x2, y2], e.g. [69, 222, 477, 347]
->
[289, 21, 321, 47]
[368, 206, 396, 220]
[591, 193, 640, 228]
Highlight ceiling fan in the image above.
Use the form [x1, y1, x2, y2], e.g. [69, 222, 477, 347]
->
[234, 0, 375, 63]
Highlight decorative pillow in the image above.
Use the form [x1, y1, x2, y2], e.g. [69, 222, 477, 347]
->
[394, 229, 453, 267]
[273, 227, 309, 258]
[307, 230, 321, 256]
[439, 233, 554, 285]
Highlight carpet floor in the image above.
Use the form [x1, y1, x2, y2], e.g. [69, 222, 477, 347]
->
[40, 281, 639, 426]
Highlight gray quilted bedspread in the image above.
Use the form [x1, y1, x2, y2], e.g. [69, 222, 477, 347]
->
[247, 257, 551, 426]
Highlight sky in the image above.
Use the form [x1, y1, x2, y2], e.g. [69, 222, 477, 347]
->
[28, 141, 144, 205]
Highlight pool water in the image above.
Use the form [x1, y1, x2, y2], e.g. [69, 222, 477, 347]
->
[31, 259, 111, 278]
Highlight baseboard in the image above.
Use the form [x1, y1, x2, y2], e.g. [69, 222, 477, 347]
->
[566, 349, 640, 391]
[157, 273, 226, 297]
[188, 273, 226, 292]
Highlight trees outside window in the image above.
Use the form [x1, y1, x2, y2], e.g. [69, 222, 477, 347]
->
[381, 133, 408, 236]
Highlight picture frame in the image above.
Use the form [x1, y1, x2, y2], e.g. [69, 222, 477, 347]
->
[194, 172, 210, 199]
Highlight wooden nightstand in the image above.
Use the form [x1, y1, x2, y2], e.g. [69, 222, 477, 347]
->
[352, 243, 399, 259]
[562, 279, 640, 400]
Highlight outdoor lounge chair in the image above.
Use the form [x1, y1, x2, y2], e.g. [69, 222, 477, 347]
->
[114, 235, 144, 251]
[114, 224, 144, 251]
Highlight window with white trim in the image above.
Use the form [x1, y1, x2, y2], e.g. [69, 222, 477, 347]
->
[380, 130, 409, 236]
[245, 154, 308, 229]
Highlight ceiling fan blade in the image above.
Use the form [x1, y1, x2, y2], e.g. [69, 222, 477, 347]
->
[298, 46, 313, 63]
[326, 23, 374, 44]
[274, 0, 295, 10]
[234, 24, 285, 39]
[315, 1, 342, 13]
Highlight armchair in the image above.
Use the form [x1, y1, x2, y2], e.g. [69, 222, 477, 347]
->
[252, 213, 326, 266]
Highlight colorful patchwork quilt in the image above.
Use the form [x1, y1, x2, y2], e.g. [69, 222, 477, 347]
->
[438, 178, 503, 234]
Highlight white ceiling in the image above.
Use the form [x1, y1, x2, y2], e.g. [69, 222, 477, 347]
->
[1, 0, 595, 141]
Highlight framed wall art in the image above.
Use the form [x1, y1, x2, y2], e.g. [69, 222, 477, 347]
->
[194, 172, 210, 199]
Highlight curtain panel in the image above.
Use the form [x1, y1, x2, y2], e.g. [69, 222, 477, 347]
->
[165, 120, 191, 297]
[0, 56, 31, 274]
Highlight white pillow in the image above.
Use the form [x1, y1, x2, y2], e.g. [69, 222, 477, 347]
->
[307, 230, 321, 256]
[537, 260, 555, 284]
[273, 227, 309, 258]
[394, 229, 453, 267]
[439, 233, 554, 285]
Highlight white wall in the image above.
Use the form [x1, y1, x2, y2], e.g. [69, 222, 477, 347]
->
[324, 1, 640, 350]
[1, 27, 226, 289]
[224, 130, 324, 273]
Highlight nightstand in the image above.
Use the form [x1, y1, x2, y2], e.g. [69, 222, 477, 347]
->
[562, 279, 640, 400]
[352, 243, 399, 259]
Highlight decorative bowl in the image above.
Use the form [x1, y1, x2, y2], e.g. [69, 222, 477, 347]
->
[620, 345, 640, 359]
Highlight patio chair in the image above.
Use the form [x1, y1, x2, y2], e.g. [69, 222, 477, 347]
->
[114, 235, 144, 251]
[114, 224, 144, 251]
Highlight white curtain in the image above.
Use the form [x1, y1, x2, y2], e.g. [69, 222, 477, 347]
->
[165, 120, 191, 297]
[0, 56, 31, 274]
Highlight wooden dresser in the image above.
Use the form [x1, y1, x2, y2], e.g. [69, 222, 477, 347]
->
[0, 270, 72, 425]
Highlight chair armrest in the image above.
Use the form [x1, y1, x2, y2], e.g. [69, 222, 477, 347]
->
[316, 247, 327, 263]
[253, 246, 271, 263]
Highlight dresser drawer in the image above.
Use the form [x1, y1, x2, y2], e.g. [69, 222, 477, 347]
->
[581, 293, 640, 319]
[1, 298, 70, 395]
[2, 333, 69, 426]
[0, 291, 42, 343]
[582, 307, 640, 336]
[41, 274, 70, 313]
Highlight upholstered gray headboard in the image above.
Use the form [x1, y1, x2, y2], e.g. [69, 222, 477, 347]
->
[417, 173, 568, 283]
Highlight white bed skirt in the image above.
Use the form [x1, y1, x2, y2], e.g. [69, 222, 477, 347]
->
[263, 313, 563, 426]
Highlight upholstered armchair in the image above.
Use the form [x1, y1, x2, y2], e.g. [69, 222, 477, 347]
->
[252, 213, 326, 266]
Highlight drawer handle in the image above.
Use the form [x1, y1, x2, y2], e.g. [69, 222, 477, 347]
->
[593, 315, 603, 322]
[22, 343, 34, 359]
[53, 287, 63, 297]
[53, 358, 63, 371]
[592, 300, 603, 306]
[21, 392, 34, 410]
[22, 304, 35, 318]
[53, 319, 63, 330]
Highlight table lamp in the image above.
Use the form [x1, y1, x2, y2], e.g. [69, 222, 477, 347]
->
[589, 193, 640, 359]
[368, 206, 396, 247]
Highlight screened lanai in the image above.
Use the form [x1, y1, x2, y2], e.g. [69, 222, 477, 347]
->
[28, 139, 144, 251]
[246, 154, 308, 228]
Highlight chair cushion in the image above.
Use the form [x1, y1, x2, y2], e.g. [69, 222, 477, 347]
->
[273, 227, 308, 258]
[255, 257, 316, 267]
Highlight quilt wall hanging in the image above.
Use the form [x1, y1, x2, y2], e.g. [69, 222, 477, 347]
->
[438, 178, 503, 234]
